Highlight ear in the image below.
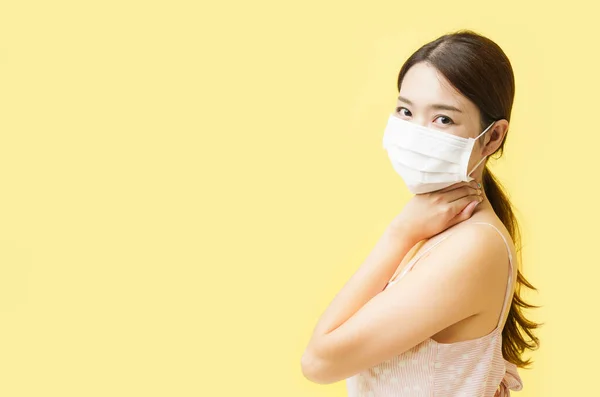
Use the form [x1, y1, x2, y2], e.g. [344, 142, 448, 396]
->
[481, 119, 509, 157]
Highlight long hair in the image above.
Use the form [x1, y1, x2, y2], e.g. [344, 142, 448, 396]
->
[396, 30, 541, 368]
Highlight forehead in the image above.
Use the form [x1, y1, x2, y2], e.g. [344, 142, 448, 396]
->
[399, 62, 478, 114]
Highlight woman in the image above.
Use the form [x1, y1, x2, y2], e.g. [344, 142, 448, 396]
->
[301, 30, 541, 396]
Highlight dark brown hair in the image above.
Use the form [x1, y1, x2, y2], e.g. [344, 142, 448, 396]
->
[396, 30, 541, 368]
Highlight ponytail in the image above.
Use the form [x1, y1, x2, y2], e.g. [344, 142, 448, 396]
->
[482, 166, 542, 367]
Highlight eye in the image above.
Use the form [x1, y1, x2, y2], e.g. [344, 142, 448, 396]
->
[434, 115, 454, 125]
[396, 107, 412, 118]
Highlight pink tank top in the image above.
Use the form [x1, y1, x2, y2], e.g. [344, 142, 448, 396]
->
[345, 222, 523, 397]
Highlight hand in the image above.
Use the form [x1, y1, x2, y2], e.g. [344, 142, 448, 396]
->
[388, 181, 483, 243]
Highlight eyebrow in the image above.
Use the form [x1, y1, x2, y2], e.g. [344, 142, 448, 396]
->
[397, 95, 463, 113]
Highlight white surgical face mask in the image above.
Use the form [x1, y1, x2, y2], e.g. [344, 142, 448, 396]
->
[382, 113, 495, 194]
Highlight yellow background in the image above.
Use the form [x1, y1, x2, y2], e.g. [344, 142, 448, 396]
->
[0, 0, 591, 395]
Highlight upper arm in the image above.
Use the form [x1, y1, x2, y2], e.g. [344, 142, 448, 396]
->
[306, 224, 510, 384]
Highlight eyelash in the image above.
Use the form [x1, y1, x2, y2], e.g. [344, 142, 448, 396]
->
[395, 106, 455, 125]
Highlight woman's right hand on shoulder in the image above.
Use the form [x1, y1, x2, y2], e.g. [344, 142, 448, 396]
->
[388, 181, 483, 243]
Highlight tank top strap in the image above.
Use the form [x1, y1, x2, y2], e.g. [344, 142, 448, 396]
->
[469, 222, 515, 328]
[388, 232, 458, 284]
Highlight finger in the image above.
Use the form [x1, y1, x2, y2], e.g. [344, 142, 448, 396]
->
[447, 194, 483, 218]
[443, 185, 482, 202]
[438, 180, 480, 194]
[447, 199, 480, 227]
[437, 181, 470, 193]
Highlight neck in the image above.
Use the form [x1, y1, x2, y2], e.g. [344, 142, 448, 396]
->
[468, 171, 493, 212]
[472, 177, 493, 214]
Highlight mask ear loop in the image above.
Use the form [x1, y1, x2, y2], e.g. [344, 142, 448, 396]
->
[467, 121, 496, 177]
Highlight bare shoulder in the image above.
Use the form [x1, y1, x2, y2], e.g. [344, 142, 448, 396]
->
[421, 218, 513, 264]
[453, 219, 514, 258]
[411, 219, 515, 312]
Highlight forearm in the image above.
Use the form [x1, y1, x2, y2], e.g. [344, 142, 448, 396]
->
[307, 225, 417, 345]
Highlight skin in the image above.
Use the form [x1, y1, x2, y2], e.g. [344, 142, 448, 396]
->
[301, 62, 517, 385]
